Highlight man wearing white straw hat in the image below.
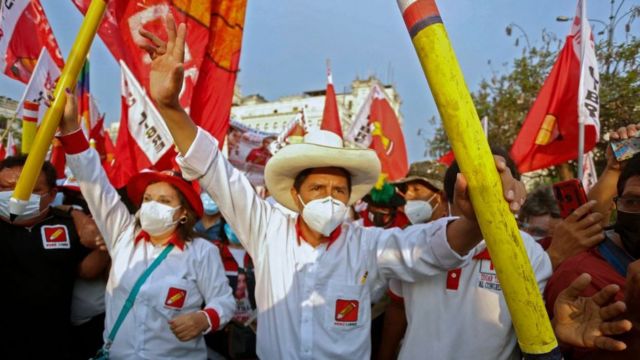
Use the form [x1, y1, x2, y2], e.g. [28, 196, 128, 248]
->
[138, 15, 527, 359]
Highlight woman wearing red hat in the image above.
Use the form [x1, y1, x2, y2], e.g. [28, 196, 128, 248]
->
[54, 91, 235, 360]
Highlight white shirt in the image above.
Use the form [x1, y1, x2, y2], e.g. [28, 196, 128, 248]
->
[177, 128, 473, 359]
[389, 231, 552, 360]
[66, 145, 235, 360]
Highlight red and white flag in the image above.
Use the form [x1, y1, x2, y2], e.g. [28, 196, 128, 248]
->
[15, 48, 61, 124]
[0, 0, 64, 83]
[6, 131, 17, 157]
[72, 0, 248, 143]
[581, 151, 598, 192]
[108, 61, 175, 188]
[320, 64, 343, 138]
[345, 84, 409, 180]
[510, 0, 599, 173]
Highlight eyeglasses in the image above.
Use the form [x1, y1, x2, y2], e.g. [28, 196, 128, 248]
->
[614, 196, 640, 214]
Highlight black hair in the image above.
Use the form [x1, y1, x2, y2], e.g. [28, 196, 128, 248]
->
[519, 185, 561, 220]
[444, 147, 520, 203]
[0, 155, 58, 190]
[293, 167, 353, 194]
[617, 152, 640, 196]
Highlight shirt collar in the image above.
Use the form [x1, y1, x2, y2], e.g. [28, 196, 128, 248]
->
[295, 216, 342, 249]
[135, 230, 185, 251]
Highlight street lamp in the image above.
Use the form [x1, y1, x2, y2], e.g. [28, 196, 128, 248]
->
[505, 22, 531, 49]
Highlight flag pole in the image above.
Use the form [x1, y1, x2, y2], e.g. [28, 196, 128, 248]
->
[577, 0, 589, 180]
[9, 0, 107, 219]
[397, 0, 557, 355]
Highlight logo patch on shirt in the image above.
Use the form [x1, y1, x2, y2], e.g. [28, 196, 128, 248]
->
[164, 287, 187, 309]
[40, 225, 70, 249]
[478, 260, 502, 291]
[334, 299, 359, 326]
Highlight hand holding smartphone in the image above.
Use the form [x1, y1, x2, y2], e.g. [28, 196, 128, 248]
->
[553, 179, 588, 219]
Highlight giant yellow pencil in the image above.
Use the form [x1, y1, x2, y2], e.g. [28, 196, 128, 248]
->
[21, 101, 39, 154]
[397, 0, 557, 354]
[9, 0, 107, 219]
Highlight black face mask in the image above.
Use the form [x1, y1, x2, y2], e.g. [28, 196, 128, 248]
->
[614, 210, 640, 259]
[368, 210, 395, 228]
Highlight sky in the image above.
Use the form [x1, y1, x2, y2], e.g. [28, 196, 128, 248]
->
[0, 0, 638, 163]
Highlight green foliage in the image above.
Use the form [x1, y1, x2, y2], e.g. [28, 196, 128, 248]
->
[425, 31, 640, 182]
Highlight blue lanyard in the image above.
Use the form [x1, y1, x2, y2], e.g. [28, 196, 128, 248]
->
[598, 236, 633, 278]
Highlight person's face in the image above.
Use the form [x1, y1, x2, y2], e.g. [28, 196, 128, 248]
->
[142, 182, 187, 220]
[291, 167, 350, 209]
[402, 180, 446, 219]
[367, 204, 394, 227]
[621, 176, 640, 200]
[0, 166, 56, 213]
[235, 273, 247, 298]
[522, 214, 561, 239]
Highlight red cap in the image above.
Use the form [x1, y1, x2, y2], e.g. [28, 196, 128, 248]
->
[127, 170, 203, 218]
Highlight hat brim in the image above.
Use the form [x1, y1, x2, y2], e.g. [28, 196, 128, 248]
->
[127, 172, 204, 217]
[393, 176, 443, 192]
[265, 143, 381, 212]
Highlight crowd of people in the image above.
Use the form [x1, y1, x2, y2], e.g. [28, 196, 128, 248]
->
[1, 15, 639, 360]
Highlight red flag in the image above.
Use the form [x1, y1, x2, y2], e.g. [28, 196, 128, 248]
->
[72, 0, 246, 144]
[108, 62, 175, 188]
[0, 0, 64, 83]
[320, 65, 343, 138]
[510, 0, 600, 173]
[369, 88, 409, 181]
[49, 139, 66, 180]
[0, 143, 5, 161]
[189, 0, 248, 144]
[438, 151, 455, 166]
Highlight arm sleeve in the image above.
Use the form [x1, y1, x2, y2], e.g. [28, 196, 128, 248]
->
[176, 128, 276, 260]
[364, 217, 473, 283]
[60, 129, 134, 253]
[198, 242, 235, 332]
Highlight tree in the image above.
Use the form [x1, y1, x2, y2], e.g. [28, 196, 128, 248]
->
[425, 32, 640, 181]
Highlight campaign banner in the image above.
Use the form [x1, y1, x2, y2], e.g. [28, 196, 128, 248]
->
[227, 119, 277, 187]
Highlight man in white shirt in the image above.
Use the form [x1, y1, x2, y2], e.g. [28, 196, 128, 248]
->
[138, 16, 527, 359]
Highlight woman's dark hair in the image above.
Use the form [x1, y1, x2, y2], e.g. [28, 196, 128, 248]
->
[617, 152, 640, 196]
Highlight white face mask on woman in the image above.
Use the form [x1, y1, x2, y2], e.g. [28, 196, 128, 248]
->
[298, 195, 347, 236]
[139, 201, 181, 236]
[404, 194, 439, 225]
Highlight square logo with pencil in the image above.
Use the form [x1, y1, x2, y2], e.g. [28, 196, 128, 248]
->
[334, 299, 359, 326]
[40, 225, 70, 249]
[164, 287, 187, 309]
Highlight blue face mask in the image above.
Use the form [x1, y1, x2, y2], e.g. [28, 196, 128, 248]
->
[224, 223, 241, 245]
[200, 193, 219, 215]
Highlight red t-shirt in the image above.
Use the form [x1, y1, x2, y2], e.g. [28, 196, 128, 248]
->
[544, 247, 626, 317]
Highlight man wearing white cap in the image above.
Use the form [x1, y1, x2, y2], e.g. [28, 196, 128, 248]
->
[138, 16, 527, 359]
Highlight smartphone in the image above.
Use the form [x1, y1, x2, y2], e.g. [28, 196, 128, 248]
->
[610, 136, 640, 162]
[552, 179, 588, 219]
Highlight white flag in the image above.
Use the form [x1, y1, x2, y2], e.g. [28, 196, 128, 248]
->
[574, 0, 600, 135]
[15, 48, 61, 124]
[581, 151, 598, 192]
[120, 61, 173, 164]
[344, 84, 388, 148]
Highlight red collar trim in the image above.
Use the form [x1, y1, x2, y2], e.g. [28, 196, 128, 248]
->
[295, 217, 342, 249]
[473, 248, 491, 260]
[135, 230, 185, 251]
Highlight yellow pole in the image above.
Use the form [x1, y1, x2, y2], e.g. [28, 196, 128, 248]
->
[396, 0, 557, 354]
[9, 0, 107, 218]
[21, 101, 40, 154]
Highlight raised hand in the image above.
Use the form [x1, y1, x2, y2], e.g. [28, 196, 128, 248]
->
[605, 123, 640, 171]
[139, 14, 186, 109]
[453, 155, 526, 221]
[553, 273, 632, 351]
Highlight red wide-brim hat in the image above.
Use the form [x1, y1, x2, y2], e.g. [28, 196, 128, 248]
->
[127, 170, 204, 218]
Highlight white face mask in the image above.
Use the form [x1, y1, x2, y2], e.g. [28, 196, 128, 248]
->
[139, 201, 181, 236]
[405, 194, 439, 225]
[0, 190, 43, 222]
[298, 195, 347, 236]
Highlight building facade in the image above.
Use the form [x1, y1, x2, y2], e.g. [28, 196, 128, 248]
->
[231, 76, 403, 136]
